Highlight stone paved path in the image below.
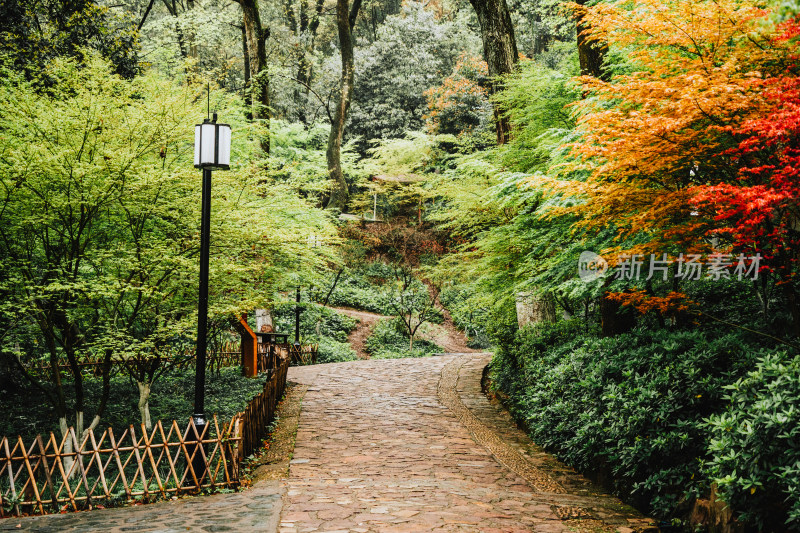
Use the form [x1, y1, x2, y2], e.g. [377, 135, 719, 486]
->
[0, 481, 284, 532]
[281, 354, 657, 533]
[3, 354, 657, 533]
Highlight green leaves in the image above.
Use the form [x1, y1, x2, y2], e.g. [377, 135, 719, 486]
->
[705, 352, 800, 530]
[0, 53, 337, 431]
[491, 325, 764, 518]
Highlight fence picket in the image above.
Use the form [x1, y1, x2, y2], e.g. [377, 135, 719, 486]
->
[2, 437, 20, 516]
[141, 425, 165, 498]
[35, 436, 58, 512]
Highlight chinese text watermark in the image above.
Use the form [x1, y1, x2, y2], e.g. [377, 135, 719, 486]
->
[577, 252, 762, 283]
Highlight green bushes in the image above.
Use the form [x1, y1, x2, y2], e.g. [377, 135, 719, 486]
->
[705, 352, 800, 531]
[316, 338, 358, 364]
[366, 318, 443, 359]
[272, 302, 358, 364]
[439, 285, 490, 348]
[0, 367, 269, 442]
[272, 302, 358, 342]
[491, 323, 770, 521]
[309, 263, 397, 315]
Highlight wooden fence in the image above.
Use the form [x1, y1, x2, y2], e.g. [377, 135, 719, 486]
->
[0, 417, 239, 517]
[1, 350, 291, 518]
[289, 343, 318, 365]
[238, 355, 290, 459]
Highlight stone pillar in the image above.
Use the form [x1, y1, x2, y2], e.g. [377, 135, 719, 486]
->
[255, 308, 273, 332]
[515, 292, 557, 328]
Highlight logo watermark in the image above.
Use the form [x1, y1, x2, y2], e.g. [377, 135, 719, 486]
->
[578, 250, 609, 282]
[577, 252, 762, 283]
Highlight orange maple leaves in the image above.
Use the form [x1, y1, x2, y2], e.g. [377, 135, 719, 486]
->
[539, 0, 796, 258]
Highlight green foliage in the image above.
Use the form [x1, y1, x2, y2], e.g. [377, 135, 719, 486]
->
[438, 285, 490, 348]
[316, 338, 358, 364]
[365, 318, 442, 358]
[349, 1, 481, 153]
[270, 299, 358, 364]
[272, 301, 358, 343]
[0, 367, 268, 442]
[0, 0, 139, 79]
[0, 54, 337, 432]
[705, 352, 800, 531]
[309, 262, 398, 315]
[494, 57, 580, 174]
[491, 323, 765, 518]
[268, 119, 364, 206]
[424, 54, 493, 137]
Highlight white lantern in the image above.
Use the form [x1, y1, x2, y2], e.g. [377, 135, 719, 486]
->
[194, 115, 231, 170]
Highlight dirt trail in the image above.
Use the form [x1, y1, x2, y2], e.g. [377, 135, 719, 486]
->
[330, 307, 389, 359]
[329, 306, 478, 358]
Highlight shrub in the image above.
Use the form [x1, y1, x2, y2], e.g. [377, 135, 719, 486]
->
[309, 263, 397, 315]
[491, 323, 763, 518]
[316, 338, 358, 364]
[272, 302, 357, 343]
[439, 285, 490, 348]
[705, 351, 800, 531]
[366, 318, 443, 358]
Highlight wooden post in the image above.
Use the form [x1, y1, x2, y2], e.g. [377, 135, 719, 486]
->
[234, 315, 258, 378]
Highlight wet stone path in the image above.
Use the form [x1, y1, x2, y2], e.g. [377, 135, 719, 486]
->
[3, 354, 657, 533]
[281, 354, 656, 533]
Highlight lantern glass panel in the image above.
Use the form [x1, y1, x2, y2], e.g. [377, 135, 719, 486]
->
[217, 125, 231, 167]
[200, 123, 216, 166]
[194, 125, 202, 167]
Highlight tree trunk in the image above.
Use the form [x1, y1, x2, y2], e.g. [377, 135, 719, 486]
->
[782, 282, 800, 338]
[467, 0, 518, 144]
[575, 0, 608, 80]
[600, 292, 636, 337]
[137, 381, 153, 431]
[325, 0, 362, 210]
[241, 22, 252, 120]
[236, 0, 270, 155]
[59, 417, 75, 479]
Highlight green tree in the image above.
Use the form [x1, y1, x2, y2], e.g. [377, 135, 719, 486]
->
[349, 2, 481, 152]
[0, 0, 139, 79]
[0, 54, 337, 444]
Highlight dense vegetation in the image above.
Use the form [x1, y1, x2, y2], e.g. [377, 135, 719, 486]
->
[1, 0, 799, 529]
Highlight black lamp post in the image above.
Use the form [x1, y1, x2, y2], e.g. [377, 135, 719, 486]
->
[294, 287, 302, 357]
[190, 112, 231, 484]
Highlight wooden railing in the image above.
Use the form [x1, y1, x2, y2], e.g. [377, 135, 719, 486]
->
[238, 356, 290, 459]
[0, 417, 239, 517]
[1, 350, 291, 518]
[289, 343, 318, 365]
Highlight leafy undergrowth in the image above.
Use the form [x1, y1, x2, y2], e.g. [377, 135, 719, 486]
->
[309, 262, 399, 315]
[0, 367, 268, 442]
[272, 302, 358, 363]
[366, 318, 443, 359]
[491, 320, 800, 530]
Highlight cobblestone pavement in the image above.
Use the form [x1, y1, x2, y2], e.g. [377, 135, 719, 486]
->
[282, 354, 657, 533]
[0, 481, 284, 532]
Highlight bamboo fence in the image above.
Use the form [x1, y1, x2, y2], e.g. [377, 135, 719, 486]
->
[289, 344, 319, 365]
[0, 416, 239, 517]
[237, 356, 289, 459]
[1, 351, 291, 519]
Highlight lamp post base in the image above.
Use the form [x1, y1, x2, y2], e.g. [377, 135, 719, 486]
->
[187, 413, 207, 489]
